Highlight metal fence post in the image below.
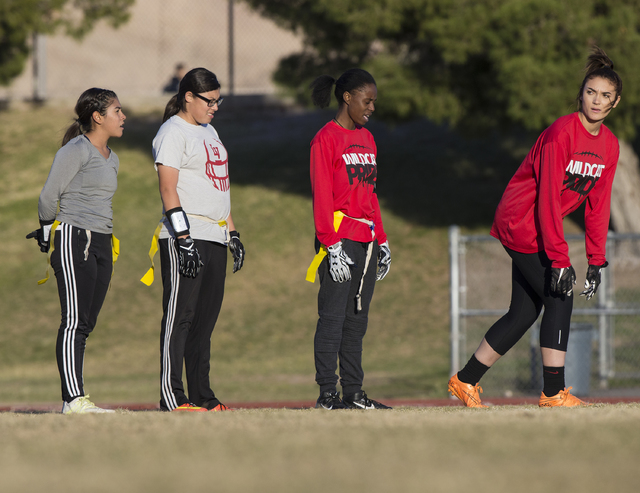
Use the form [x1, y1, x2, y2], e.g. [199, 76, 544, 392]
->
[32, 33, 47, 102]
[228, 0, 235, 95]
[449, 225, 460, 377]
[598, 232, 615, 387]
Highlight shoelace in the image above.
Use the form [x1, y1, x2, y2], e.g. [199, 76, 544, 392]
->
[76, 396, 97, 410]
[359, 392, 375, 407]
[558, 387, 582, 404]
[467, 384, 484, 405]
[322, 392, 341, 407]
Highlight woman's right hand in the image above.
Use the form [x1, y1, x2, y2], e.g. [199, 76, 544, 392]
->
[326, 241, 355, 283]
[176, 236, 202, 278]
[550, 266, 576, 296]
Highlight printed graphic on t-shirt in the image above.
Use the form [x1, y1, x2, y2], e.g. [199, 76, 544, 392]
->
[564, 151, 605, 196]
[204, 139, 229, 191]
[342, 144, 377, 188]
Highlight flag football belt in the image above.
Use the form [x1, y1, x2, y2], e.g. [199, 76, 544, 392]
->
[140, 214, 228, 286]
[305, 211, 375, 312]
[37, 221, 120, 284]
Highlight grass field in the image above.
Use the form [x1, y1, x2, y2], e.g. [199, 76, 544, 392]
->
[2, 404, 639, 493]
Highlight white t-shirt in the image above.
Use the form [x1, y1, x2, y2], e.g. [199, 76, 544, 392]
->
[152, 115, 231, 244]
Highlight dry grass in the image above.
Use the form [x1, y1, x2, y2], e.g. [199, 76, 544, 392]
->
[1, 404, 639, 493]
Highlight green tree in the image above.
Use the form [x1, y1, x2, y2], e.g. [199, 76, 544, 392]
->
[243, 0, 640, 231]
[0, 0, 134, 86]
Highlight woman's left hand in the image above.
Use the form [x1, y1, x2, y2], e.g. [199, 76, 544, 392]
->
[376, 241, 391, 281]
[229, 230, 245, 273]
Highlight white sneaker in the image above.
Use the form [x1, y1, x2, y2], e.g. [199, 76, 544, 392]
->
[61, 395, 115, 414]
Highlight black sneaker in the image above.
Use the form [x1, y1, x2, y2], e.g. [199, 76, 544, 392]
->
[342, 391, 392, 410]
[315, 391, 348, 410]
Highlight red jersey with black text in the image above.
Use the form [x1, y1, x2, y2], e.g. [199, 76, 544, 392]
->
[491, 112, 619, 268]
[310, 121, 387, 247]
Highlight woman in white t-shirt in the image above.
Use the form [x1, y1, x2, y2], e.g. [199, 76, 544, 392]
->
[152, 68, 245, 412]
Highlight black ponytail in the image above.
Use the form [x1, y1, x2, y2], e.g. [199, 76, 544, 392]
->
[310, 68, 376, 108]
[310, 75, 337, 108]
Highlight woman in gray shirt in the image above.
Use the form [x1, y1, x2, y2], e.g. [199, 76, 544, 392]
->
[28, 88, 126, 414]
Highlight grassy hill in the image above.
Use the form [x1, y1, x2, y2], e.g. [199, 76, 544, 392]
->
[0, 101, 526, 405]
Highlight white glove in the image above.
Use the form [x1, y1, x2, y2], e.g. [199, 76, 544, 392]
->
[376, 241, 391, 281]
[326, 241, 355, 283]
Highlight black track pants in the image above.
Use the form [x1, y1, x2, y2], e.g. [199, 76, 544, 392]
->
[159, 238, 227, 411]
[484, 247, 573, 355]
[314, 239, 378, 396]
[52, 223, 113, 403]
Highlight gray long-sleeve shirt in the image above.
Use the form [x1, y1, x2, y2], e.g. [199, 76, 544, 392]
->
[38, 135, 119, 234]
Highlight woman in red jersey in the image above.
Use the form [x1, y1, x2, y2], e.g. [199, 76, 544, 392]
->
[308, 68, 392, 410]
[448, 47, 622, 408]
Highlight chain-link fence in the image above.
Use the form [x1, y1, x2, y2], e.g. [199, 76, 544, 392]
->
[0, 0, 303, 103]
[449, 226, 640, 397]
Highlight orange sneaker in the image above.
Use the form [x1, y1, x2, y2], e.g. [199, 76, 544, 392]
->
[539, 387, 592, 407]
[209, 403, 232, 412]
[172, 403, 207, 412]
[448, 374, 488, 408]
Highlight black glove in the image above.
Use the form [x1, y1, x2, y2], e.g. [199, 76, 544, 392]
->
[550, 265, 576, 296]
[580, 261, 608, 301]
[26, 219, 54, 253]
[228, 230, 245, 273]
[176, 236, 202, 278]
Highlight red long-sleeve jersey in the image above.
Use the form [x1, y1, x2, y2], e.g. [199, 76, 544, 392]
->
[310, 121, 387, 247]
[491, 112, 619, 268]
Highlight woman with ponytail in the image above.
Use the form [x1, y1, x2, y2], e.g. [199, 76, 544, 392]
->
[150, 67, 244, 412]
[308, 68, 392, 410]
[448, 47, 622, 408]
[28, 88, 126, 413]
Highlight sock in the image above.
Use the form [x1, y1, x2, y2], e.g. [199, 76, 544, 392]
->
[542, 366, 565, 397]
[457, 354, 490, 386]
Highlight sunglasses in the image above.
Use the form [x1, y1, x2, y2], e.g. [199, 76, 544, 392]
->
[193, 93, 224, 107]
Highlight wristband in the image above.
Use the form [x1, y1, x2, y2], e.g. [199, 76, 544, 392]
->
[39, 218, 54, 242]
[166, 207, 190, 237]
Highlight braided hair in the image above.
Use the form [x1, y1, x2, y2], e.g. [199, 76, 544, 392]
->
[62, 88, 118, 146]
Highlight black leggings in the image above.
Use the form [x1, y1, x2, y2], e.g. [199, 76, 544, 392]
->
[484, 247, 573, 355]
